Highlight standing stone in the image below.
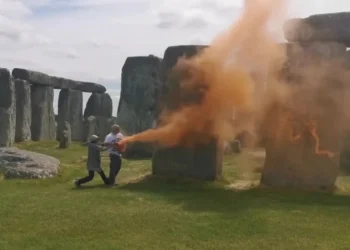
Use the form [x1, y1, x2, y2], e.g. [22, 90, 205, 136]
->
[279, 42, 346, 83]
[31, 86, 56, 141]
[83, 116, 96, 142]
[117, 55, 162, 158]
[0, 68, 16, 147]
[261, 42, 346, 191]
[82, 116, 118, 142]
[152, 45, 223, 181]
[12, 68, 50, 86]
[69, 90, 83, 141]
[84, 93, 112, 118]
[283, 13, 350, 46]
[261, 102, 343, 191]
[15, 79, 31, 142]
[56, 89, 70, 141]
[59, 121, 71, 149]
[57, 89, 83, 141]
[224, 140, 241, 154]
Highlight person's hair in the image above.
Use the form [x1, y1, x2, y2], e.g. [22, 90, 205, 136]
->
[111, 124, 120, 132]
[90, 138, 99, 143]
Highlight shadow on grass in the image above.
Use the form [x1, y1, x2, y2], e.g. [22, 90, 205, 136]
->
[70, 184, 116, 190]
[119, 175, 350, 214]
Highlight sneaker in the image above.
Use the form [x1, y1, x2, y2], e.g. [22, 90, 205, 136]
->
[106, 183, 118, 188]
[74, 180, 81, 188]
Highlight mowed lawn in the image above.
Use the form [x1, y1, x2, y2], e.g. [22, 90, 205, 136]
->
[1, 142, 350, 250]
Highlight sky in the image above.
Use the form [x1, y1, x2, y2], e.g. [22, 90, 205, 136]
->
[1, 0, 350, 115]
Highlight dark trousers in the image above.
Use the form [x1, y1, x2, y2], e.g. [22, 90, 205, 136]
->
[108, 154, 122, 185]
[77, 170, 109, 185]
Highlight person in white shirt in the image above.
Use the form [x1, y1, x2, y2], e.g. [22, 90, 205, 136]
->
[104, 124, 124, 186]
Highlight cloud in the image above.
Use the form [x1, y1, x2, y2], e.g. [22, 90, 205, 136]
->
[153, 0, 242, 30]
[0, 0, 349, 112]
[0, 0, 31, 18]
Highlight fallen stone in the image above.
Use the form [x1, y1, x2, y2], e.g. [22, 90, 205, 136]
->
[0, 68, 16, 147]
[12, 68, 50, 86]
[117, 55, 162, 158]
[283, 13, 350, 45]
[152, 45, 223, 180]
[84, 93, 113, 118]
[59, 121, 71, 149]
[15, 79, 31, 142]
[31, 85, 56, 141]
[0, 147, 60, 179]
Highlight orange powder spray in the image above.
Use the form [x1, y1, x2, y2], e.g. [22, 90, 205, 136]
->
[119, 0, 289, 148]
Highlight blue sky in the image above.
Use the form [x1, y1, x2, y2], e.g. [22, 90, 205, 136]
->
[1, 0, 350, 114]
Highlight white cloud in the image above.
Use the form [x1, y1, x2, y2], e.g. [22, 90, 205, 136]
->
[0, 0, 350, 115]
[0, 0, 31, 18]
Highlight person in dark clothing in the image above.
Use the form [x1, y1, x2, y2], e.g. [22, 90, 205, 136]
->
[104, 125, 125, 186]
[75, 135, 109, 187]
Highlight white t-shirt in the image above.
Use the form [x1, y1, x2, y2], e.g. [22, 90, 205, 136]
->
[104, 132, 124, 155]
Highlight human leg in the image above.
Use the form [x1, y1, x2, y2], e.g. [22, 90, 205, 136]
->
[97, 169, 109, 185]
[75, 171, 95, 186]
[108, 155, 121, 185]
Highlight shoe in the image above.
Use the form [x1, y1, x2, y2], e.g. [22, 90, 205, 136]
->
[74, 180, 81, 188]
[106, 183, 118, 188]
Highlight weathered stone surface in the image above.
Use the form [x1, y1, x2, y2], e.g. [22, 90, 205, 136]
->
[75, 81, 106, 93]
[82, 116, 97, 142]
[261, 64, 345, 191]
[57, 89, 83, 141]
[0, 68, 16, 147]
[224, 140, 241, 154]
[31, 85, 56, 141]
[69, 90, 84, 140]
[152, 45, 223, 180]
[84, 93, 112, 118]
[123, 142, 154, 159]
[51, 76, 106, 93]
[117, 55, 162, 158]
[159, 45, 208, 111]
[152, 140, 224, 180]
[283, 13, 350, 45]
[0, 147, 60, 179]
[51, 76, 77, 89]
[59, 121, 71, 149]
[82, 116, 118, 142]
[15, 79, 31, 142]
[12, 69, 106, 92]
[279, 42, 346, 82]
[12, 68, 50, 86]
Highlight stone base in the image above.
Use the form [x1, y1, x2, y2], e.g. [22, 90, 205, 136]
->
[152, 139, 223, 181]
[261, 105, 342, 191]
[262, 142, 339, 191]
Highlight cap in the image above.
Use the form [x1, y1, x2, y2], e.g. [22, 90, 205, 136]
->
[89, 134, 100, 142]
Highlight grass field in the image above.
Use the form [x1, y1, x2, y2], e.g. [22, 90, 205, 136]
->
[1, 141, 350, 250]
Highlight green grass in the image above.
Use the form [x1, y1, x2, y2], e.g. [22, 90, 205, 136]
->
[1, 141, 350, 250]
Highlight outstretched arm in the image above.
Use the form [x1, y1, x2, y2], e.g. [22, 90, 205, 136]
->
[95, 144, 108, 151]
